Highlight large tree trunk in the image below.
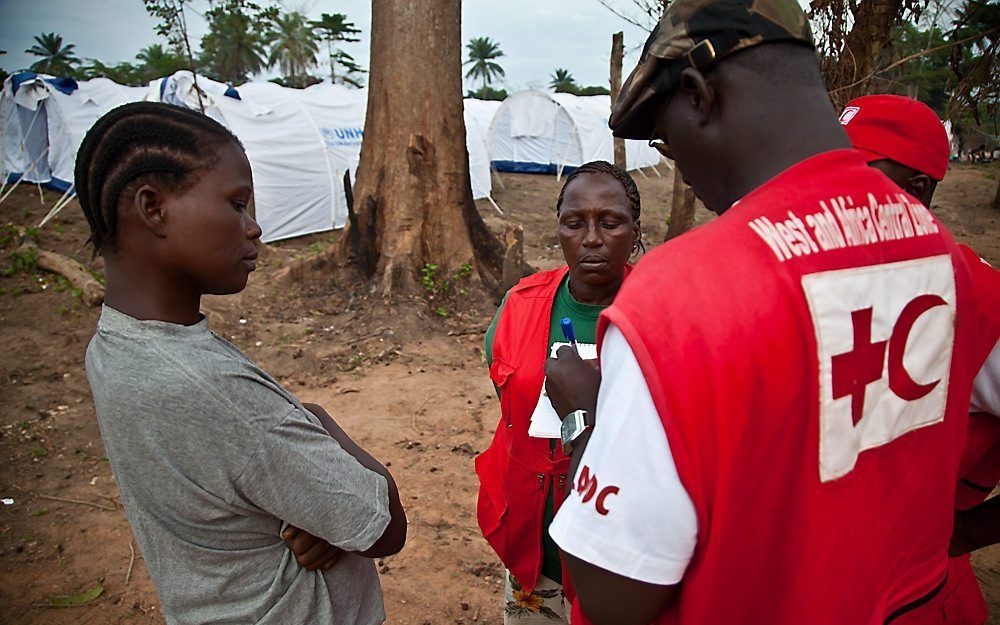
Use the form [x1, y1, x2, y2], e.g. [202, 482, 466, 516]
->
[827, 0, 905, 107]
[338, 0, 504, 297]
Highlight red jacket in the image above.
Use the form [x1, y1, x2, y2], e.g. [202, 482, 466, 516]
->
[593, 151, 996, 624]
[475, 266, 572, 594]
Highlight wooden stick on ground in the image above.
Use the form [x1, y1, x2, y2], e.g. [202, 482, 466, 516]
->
[17, 228, 104, 307]
[125, 539, 136, 585]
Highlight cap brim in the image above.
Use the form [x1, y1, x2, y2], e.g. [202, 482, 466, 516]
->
[852, 146, 889, 164]
[610, 91, 665, 140]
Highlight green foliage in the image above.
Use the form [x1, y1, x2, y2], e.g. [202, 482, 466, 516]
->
[267, 10, 321, 88]
[78, 59, 144, 85]
[312, 12, 365, 86]
[25, 32, 79, 76]
[574, 85, 611, 96]
[1, 248, 39, 277]
[464, 37, 506, 91]
[549, 68, 610, 96]
[143, 0, 199, 78]
[422, 263, 474, 318]
[467, 85, 508, 101]
[550, 68, 577, 93]
[136, 44, 187, 81]
[29, 447, 48, 458]
[200, 0, 277, 84]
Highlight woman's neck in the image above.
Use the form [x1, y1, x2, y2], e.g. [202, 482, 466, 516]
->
[568, 275, 622, 307]
[104, 260, 202, 325]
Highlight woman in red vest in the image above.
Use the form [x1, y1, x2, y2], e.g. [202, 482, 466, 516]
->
[476, 160, 643, 623]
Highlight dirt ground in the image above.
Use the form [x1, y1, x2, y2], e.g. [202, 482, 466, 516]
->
[1, 161, 998, 625]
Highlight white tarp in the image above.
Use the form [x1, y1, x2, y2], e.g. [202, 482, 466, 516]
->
[488, 90, 662, 173]
[464, 98, 501, 202]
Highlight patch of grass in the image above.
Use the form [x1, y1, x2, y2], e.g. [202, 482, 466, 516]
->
[29, 447, 48, 458]
[1, 248, 39, 277]
[17, 421, 30, 430]
[58, 304, 70, 316]
[53, 224, 65, 234]
[32, 508, 49, 517]
[303, 327, 313, 336]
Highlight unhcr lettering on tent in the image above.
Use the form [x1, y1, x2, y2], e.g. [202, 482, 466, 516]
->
[322, 127, 365, 148]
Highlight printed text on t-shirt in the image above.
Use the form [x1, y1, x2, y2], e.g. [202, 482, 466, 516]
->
[574, 465, 619, 516]
[747, 193, 938, 262]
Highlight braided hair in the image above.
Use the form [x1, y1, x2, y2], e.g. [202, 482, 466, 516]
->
[74, 101, 243, 254]
[555, 160, 644, 253]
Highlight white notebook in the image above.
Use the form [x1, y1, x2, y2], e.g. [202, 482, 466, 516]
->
[527, 341, 598, 439]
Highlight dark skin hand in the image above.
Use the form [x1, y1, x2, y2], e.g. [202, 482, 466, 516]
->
[282, 525, 344, 570]
[544, 347, 679, 625]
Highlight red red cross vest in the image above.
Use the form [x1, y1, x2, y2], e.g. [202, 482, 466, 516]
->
[475, 266, 573, 594]
[594, 150, 998, 625]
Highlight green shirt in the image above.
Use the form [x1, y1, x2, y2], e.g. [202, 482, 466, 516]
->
[483, 273, 606, 584]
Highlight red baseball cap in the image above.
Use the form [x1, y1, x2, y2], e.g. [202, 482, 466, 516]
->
[839, 94, 950, 181]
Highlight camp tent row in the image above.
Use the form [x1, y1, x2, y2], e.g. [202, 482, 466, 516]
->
[2, 70, 662, 242]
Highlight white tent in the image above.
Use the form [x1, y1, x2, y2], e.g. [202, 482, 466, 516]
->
[463, 98, 501, 204]
[488, 90, 662, 176]
[2, 74, 145, 193]
[2, 70, 501, 241]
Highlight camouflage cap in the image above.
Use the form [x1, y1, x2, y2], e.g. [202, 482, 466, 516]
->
[610, 0, 814, 139]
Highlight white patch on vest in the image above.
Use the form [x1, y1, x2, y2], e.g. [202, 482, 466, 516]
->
[802, 255, 955, 482]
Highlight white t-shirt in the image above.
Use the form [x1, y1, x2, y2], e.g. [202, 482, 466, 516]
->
[971, 339, 1000, 417]
[549, 324, 698, 585]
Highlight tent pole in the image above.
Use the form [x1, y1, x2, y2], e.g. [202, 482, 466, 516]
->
[40, 186, 75, 227]
[490, 162, 506, 190]
[556, 163, 564, 182]
[650, 164, 662, 177]
[0, 146, 48, 206]
[0, 175, 25, 205]
[37, 183, 45, 204]
[635, 166, 650, 179]
[486, 195, 503, 215]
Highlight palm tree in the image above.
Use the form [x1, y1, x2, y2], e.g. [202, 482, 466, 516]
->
[136, 44, 186, 80]
[464, 36, 505, 91]
[25, 32, 79, 76]
[200, 4, 270, 84]
[549, 68, 578, 93]
[311, 12, 362, 84]
[267, 11, 320, 88]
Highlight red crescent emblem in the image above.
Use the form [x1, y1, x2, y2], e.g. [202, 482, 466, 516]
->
[888, 294, 948, 400]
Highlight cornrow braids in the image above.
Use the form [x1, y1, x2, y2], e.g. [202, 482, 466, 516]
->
[74, 101, 243, 254]
[555, 160, 644, 253]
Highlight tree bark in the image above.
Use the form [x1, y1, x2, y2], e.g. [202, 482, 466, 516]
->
[338, 0, 504, 297]
[665, 166, 696, 241]
[993, 177, 1000, 211]
[610, 32, 626, 170]
[828, 0, 905, 108]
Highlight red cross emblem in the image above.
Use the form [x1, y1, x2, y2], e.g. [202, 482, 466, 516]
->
[831, 294, 948, 426]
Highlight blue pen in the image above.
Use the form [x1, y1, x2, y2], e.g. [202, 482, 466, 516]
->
[560, 317, 579, 355]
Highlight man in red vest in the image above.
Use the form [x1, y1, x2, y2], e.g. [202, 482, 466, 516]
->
[541, 0, 1000, 623]
[841, 93, 1000, 624]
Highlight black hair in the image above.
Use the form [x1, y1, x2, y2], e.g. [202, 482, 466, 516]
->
[74, 101, 243, 254]
[555, 160, 644, 253]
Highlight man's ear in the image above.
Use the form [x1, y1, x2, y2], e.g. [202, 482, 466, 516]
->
[905, 173, 932, 205]
[678, 67, 715, 128]
[131, 184, 168, 238]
